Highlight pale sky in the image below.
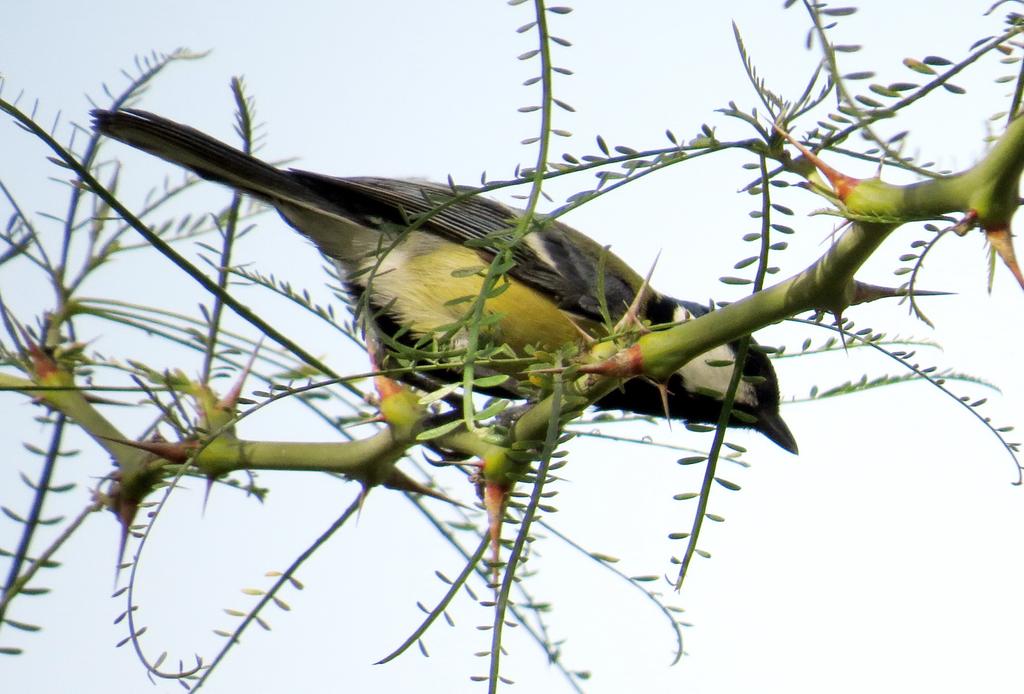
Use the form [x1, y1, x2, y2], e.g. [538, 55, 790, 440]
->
[3, 2, 1023, 693]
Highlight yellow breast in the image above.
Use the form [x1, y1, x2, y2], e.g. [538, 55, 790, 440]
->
[369, 239, 585, 354]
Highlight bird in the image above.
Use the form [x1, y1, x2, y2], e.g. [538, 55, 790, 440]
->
[91, 108, 797, 454]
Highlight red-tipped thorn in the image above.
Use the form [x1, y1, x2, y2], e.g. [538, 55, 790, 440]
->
[25, 341, 59, 381]
[773, 122, 861, 200]
[383, 469, 468, 508]
[217, 337, 263, 410]
[569, 318, 598, 346]
[112, 488, 139, 574]
[482, 479, 508, 580]
[615, 251, 662, 334]
[952, 209, 978, 237]
[656, 381, 672, 429]
[851, 281, 953, 305]
[578, 344, 645, 379]
[374, 374, 405, 402]
[100, 435, 199, 463]
[985, 227, 1024, 291]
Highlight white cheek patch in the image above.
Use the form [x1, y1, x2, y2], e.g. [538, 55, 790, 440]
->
[671, 306, 758, 407]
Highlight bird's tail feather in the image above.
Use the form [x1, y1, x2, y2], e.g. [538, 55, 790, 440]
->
[91, 108, 314, 206]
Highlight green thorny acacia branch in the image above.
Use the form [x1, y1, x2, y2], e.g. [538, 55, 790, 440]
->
[4, 12, 1024, 685]
[5, 45, 1024, 570]
[510, 114, 1024, 446]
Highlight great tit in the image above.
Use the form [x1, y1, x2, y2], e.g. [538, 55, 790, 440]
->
[91, 109, 797, 453]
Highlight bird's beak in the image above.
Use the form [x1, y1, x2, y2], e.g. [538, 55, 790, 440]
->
[755, 411, 799, 455]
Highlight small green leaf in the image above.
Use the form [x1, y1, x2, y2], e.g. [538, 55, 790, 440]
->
[714, 477, 741, 491]
[869, 84, 901, 98]
[417, 419, 463, 441]
[855, 94, 884, 108]
[450, 265, 486, 278]
[419, 383, 460, 405]
[822, 6, 857, 16]
[473, 374, 510, 388]
[2, 619, 41, 632]
[903, 58, 936, 75]
[474, 401, 509, 420]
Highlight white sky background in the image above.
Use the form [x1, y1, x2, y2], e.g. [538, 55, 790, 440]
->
[2, 1, 1024, 693]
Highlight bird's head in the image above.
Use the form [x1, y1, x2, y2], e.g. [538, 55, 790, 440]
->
[595, 296, 798, 454]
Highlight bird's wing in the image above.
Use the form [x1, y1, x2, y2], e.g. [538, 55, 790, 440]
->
[93, 108, 644, 325]
[287, 172, 642, 323]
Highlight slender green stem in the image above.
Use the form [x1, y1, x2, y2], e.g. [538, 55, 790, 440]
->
[199, 192, 243, 384]
[0, 414, 65, 623]
[403, 493, 586, 693]
[0, 179, 51, 272]
[0, 96, 338, 381]
[675, 155, 774, 591]
[0, 496, 101, 617]
[200, 80, 253, 383]
[459, 0, 558, 434]
[375, 536, 489, 664]
[488, 356, 563, 694]
[189, 496, 362, 690]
